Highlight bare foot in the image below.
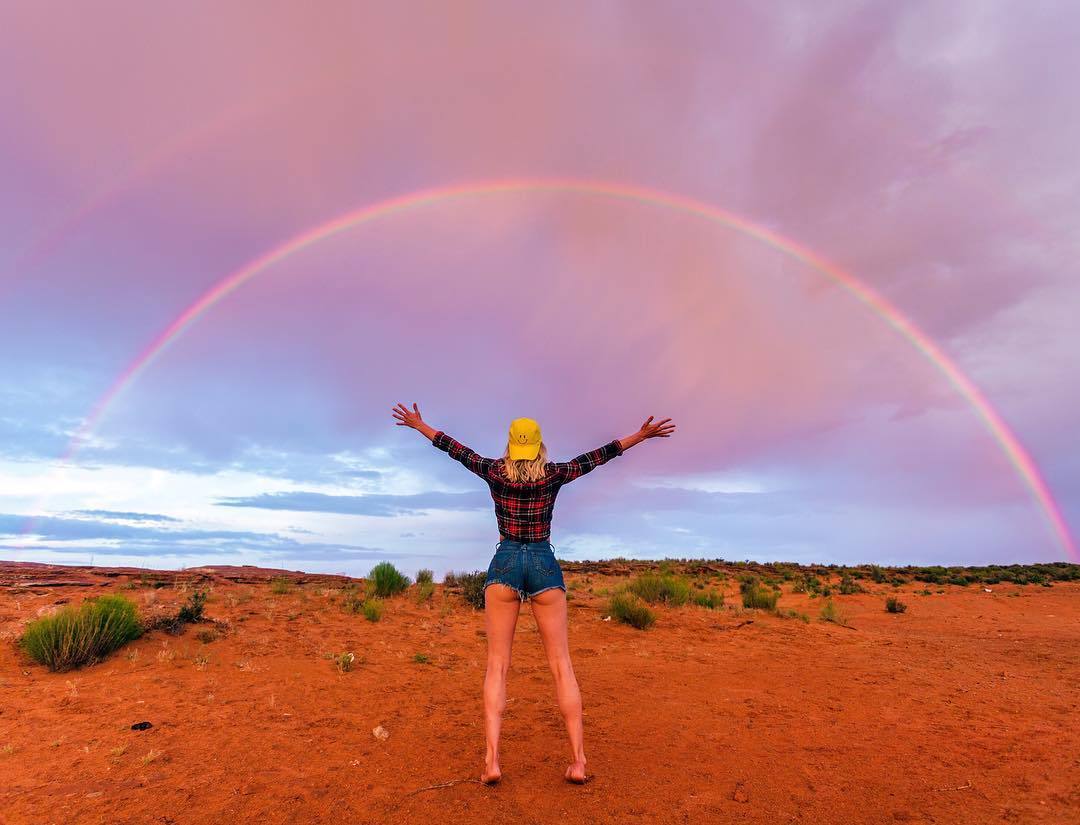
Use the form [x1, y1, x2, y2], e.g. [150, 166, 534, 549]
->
[565, 760, 587, 784]
[481, 761, 501, 785]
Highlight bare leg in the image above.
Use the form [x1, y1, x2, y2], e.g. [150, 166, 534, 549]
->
[482, 583, 521, 783]
[529, 588, 587, 783]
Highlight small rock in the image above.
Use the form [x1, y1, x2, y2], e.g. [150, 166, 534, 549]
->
[602, 616, 611, 622]
[131, 721, 153, 731]
[372, 725, 389, 741]
[733, 785, 749, 803]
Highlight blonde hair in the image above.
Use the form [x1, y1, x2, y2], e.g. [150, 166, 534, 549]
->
[501, 441, 549, 483]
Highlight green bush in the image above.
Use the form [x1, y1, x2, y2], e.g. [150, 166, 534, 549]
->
[692, 589, 724, 609]
[269, 577, 291, 595]
[741, 580, 779, 610]
[416, 569, 434, 585]
[457, 571, 488, 610]
[368, 562, 411, 597]
[885, 597, 908, 614]
[178, 590, 207, 623]
[361, 598, 383, 622]
[608, 592, 656, 629]
[628, 573, 691, 606]
[20, 595, 142, 672]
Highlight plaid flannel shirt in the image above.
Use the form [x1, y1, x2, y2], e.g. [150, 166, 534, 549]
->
[431, 431, 624, 543]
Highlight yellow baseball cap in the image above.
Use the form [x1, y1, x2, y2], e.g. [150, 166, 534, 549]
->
[507, 417, 542, 460]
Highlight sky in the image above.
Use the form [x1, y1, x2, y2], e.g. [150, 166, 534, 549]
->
[1, 1, 1078, 577]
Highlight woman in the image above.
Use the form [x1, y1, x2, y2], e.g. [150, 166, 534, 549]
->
[391, 402, 676, 785]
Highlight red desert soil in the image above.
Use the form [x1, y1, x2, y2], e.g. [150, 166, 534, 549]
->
[0, 561, 1077, 824]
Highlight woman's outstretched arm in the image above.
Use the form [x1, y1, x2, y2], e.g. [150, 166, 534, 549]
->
[391, 402, 498, 479]
[616, 415, 676, 453]
[557, 415, 676, 484]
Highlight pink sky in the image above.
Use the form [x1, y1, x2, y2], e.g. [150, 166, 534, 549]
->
[1, 2, 1077, 573]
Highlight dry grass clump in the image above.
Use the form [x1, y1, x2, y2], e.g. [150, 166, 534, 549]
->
[335, 652, 355, 673]
[819, 598, 850, 626]
[776, 608, 810, 623]
[608, 592, 656, 629]
[20, 595, 142, 672]
[269, 577, 291, 595]
[416, 569, 434, 585]
[885, 597, 908, 614]
[341, 583, 365, 614]
[415, 581, 435, 603]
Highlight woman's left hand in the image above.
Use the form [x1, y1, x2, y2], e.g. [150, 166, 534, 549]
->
[391, 402, 426, 430]
[391, 402, 438, 441]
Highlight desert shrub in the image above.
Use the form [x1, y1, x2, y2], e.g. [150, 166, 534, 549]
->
[413, 653, 430, 664]
[885, 597, 908, 614]
[20, 595, 142, 672]
[628, 573, 690, 606]
[457, 571, 488, 610]
[269, 577, 291, 595]
[692, 590, 724, 609]
[415, 581, 435, 603]
[361, 598, 383, 622]
[819, 598, 848, 626]
[821, 586, 833, 597]
[177, 590, 207, 623]
[838, 574, 862, 595]
[416, 569, 434, 585]
[608, 592, 656, 629]
[368, 562, 411, 597]
[195, 628, 219, 644]
[740, 579, 779, 610]
[791, 578, 808, 594]
[443, 571, 459, 588]
[869, 565, 886, 583]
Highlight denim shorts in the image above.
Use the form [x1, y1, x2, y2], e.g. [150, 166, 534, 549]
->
[484, 539, 566, 602]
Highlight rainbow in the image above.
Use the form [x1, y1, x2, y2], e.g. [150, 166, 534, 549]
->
[30, 178, 1079, 560]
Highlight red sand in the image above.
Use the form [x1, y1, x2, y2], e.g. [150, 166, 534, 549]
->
[0, 562, 1077, 824]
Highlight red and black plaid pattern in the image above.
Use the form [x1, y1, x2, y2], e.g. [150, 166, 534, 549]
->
[431, 431, 624, 542]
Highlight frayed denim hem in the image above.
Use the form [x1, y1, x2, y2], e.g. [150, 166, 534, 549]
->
[484, 579, 527, 601]
[525, 584, 567, 599]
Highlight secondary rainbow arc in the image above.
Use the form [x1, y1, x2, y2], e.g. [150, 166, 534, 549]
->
[34, 178, 1077, 560]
